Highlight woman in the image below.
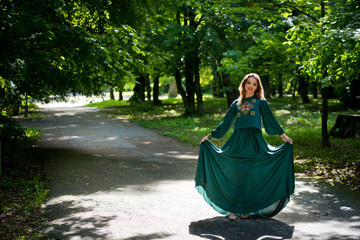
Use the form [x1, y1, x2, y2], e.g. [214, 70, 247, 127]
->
[195, 73, 294, 221]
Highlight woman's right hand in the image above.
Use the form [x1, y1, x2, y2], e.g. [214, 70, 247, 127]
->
[201, 136, 210, 143]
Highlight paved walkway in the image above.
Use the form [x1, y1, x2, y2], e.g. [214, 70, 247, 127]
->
[22, 97, 360, 240]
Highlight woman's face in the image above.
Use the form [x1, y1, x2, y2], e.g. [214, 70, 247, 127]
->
[244, 77, 258, 95]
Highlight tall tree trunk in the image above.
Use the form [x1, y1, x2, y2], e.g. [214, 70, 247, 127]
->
[183, 7, 197, 115]
[109, 88, 115, 100]
[212, 69, 224, 98]
[118, 90, 123, 101]
[298, 74, 310, 103]
[321, 0, 330, 147]
[194, 58, 203, 114]
[213, 69, 224, 98]
[312, 81, 318, 99]
[139, 75, 145, 102]
[175, 10, 188, 109]
[145, 74, 151, 101]
[184, 53, 196, 115]
[222, 73, 238, 107]
[192, 46, 203, 113]
[278, 74, 283, 98]
[175, 63, 187, 107]
[153, 75, 161, 105]
[292, 78, 297, 101]
[174, 7, 196, 115]
[344, 77, 360, 107]
[24, 93, 29, 117]
[262, 75, 271, 99]
[322, 86, 331, 147]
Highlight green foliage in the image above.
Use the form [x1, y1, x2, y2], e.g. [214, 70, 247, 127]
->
[0, 114, 47, 239]
[286, 0, 360, 101]
[0, 114, 42, 172]
[0, 0, 171, 113]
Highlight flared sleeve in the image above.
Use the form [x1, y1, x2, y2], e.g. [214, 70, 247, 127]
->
[209, 100, 237, 139]
[260, 100, 284, 135]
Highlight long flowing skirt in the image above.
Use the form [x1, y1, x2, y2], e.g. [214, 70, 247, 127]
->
[195, 127, 294, 217]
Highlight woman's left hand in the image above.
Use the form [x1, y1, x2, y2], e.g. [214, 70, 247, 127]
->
[281, 133, 293, 144]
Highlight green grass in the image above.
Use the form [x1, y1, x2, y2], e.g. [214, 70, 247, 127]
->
[85, 99, 130, 108]
[86, 95, 360, 190]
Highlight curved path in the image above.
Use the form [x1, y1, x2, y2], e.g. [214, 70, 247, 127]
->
[22, 97, 360, 240]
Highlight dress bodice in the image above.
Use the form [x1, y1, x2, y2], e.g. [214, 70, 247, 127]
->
[210, 96, 284, 139]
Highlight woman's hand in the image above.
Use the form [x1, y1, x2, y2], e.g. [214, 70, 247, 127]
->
[201, 136, 210, 143]
[281, 133, 293, 144]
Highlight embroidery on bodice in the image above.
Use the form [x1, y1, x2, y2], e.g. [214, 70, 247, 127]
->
[238, 101, 253, 115]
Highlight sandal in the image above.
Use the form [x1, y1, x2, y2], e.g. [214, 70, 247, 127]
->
[229, 212, 237, 221]
[240, 214, 249, 219]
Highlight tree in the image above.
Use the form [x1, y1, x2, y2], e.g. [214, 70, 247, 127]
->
[0, 0, 170, 113]
[286, 0, 360, 146]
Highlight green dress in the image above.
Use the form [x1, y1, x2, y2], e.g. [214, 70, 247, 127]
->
[195, 96, 294, 217]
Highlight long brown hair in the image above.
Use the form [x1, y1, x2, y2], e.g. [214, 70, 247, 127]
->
[236, 73, 265, 105]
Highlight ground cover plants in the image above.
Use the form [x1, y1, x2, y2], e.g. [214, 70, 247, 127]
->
[0, 113, 48, 239]
[87, 95, 360, 191]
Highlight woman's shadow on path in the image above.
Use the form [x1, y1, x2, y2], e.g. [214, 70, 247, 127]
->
[189, 216, 294, 240]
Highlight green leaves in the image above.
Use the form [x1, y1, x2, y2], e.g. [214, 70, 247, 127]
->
[0, 0, 159, 111]
[286, 0, 360, 91]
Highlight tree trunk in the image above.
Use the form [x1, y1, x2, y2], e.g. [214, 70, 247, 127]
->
[109, 88, 115, 100]
[129, 75, 145, 103]
[175, 7, 196, 115]
[322, 86, 331, 147]
[153, 75, 161, 105]
[329, 114, 360, 139]
[175, 64, 187, 107]
[184, 53, 196, 115]
[193, 48, 203, 114]
[222, 73, 238, 107]
[321, 0, 330, 147]
[182, 7, 197, 115]
[344, 77, 360, 107]
[212, 69, 224, 98]
[292, 78, 297, 101]
[298, 74, 310, 103]
[312, 81, 318, 99]
[145, 74, 151, 101]
[262, 75, 271, 99]
[278, 74, 283, 98]
[194, 65, 203, 114]
[138, 75, 145, 102]
[175, 10, 186, 106]
[24, 94, 29, 117]
[118, 90, 123, 101]
[0, 140, 2, 178]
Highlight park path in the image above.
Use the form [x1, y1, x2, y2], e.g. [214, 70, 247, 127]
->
[21, 97, 360, 240]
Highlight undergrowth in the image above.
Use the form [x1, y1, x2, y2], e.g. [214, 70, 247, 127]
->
[0, 114, 48, 239]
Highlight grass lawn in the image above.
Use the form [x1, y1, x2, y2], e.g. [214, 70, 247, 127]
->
[86, 94, 360, 190]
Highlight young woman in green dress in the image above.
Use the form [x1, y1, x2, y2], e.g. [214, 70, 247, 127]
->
[196, 73, 294, 221]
